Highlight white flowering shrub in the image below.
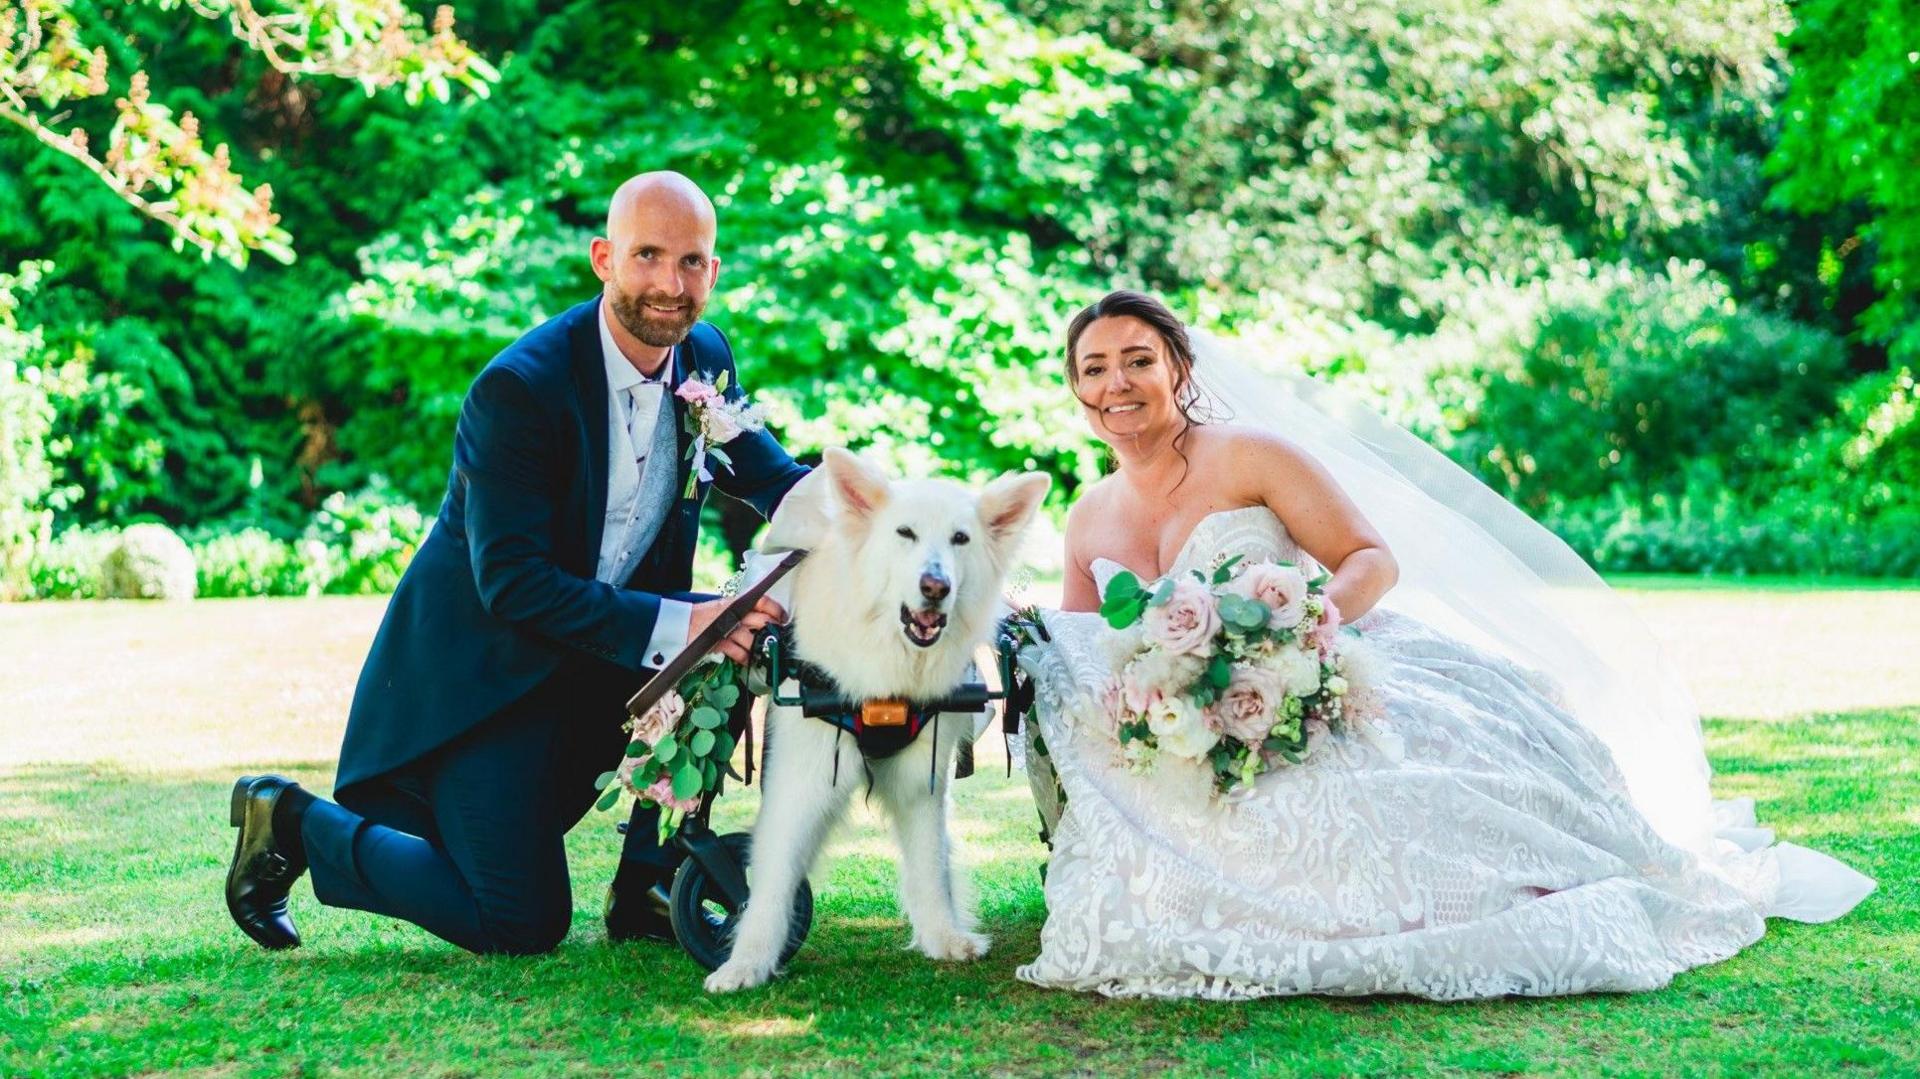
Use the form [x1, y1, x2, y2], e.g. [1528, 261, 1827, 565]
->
[100, 523, 197, 600]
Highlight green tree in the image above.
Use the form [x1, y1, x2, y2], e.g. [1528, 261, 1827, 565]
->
[1768, 0, 1920, 365]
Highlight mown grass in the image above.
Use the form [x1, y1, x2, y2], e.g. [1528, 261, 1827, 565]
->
[2, 589, 1916, 1078]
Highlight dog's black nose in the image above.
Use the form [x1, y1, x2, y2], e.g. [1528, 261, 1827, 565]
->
[919, 571, 951, 604]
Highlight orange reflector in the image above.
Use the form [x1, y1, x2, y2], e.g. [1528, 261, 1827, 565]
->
[861, 699, 910, 727]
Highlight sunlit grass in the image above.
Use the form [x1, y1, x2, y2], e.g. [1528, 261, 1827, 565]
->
[2, 588, 1916, 1077]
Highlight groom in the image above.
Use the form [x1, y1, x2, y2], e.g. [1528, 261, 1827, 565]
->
[224, 171, 806, 955]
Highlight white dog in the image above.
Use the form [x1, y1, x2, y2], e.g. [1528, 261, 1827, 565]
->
[703, 448, 1049, 993]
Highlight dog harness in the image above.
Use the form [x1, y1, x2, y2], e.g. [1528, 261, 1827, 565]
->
[757, 622, 1014, 793]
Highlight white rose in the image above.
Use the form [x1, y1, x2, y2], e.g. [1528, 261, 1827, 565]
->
[1271, 645, 1322, 697]
[1145, 695, 1219, 760]
[701, 407, 745, 444]
[1127, 647, 1206, 699]
[629, 690, 686, 745]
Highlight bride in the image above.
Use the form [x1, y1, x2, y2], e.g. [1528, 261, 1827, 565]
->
[1015, 289, 1875, 1000]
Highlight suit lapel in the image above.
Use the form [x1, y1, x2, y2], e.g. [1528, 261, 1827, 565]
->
[573, 301, 611, 571]
[670, 337, 695, 497]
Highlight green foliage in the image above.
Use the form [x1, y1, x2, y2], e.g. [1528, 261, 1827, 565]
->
[303, 479, 430, 595]
[1769, 0, 1920, 364]
[1, 0, 1915, 587]
[188, 527, 321, 598]
[1432, 262, 1850, 512]
[98, 521, 197, 599]
[26, 525, 117, 599]
[0, 262, 64, 599]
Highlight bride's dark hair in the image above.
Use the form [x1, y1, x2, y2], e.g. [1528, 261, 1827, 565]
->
[1066, 289, 1212, 486]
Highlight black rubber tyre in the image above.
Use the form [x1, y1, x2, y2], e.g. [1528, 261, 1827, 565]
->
[668, 831, 813, 971]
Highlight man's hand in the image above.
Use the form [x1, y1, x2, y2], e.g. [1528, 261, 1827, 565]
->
[689, 595, 788, 665]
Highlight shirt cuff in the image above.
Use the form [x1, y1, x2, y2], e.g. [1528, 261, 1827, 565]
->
[642, 598, 693, 670]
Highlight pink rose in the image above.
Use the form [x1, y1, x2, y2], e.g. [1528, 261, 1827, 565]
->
[1226, 562, 1309, 629]
[630, 690, 685, 746]
[1208, 665, 1284, 743]
[643, 774, 702, 814]
[675, 379, 722, 406]
[1143, 578, 1221, 656]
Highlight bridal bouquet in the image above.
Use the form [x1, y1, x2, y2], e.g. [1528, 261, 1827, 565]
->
[594, 657, 745, 840]
[1096, 554, 1375, 794]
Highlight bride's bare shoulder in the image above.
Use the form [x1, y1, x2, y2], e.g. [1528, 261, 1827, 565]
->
[1064, 476, 1118, 536]
[1200, 423, 1318, 474]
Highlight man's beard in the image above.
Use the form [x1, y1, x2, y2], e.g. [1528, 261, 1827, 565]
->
[608, 286, 701, 348]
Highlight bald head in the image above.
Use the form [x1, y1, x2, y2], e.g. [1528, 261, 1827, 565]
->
[592, 171, 722, 355]
[606, 171, 716, 242]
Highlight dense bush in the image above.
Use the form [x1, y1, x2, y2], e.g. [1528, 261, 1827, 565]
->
[99, 523, 197, 600]
[189, 527, 322, 599]
[1549, 488, 1920, 578]
[304, 480, 431, 595]
[28, 527, 117, 600]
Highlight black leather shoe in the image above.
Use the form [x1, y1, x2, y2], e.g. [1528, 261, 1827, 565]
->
[603, 876, 677, 943]
[226, 774, 308, 950]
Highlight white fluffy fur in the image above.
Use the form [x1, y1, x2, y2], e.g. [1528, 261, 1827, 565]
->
[704, 449, 1049, 993]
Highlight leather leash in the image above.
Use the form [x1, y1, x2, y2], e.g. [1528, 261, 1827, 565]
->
[625, 549, 808, 722]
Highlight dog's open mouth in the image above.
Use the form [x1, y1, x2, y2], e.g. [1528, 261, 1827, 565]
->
[899, 604, 948, 648]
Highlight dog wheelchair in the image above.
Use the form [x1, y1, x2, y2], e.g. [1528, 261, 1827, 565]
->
[618, 618, 1037, 971]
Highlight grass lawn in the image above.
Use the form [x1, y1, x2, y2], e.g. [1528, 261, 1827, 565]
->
[2, 582, 1916, 1077]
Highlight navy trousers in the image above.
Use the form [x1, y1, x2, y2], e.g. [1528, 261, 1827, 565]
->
[301, 655, 684, 955]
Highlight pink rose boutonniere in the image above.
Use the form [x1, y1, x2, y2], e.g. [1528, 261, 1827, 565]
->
[676, 369, 767, 498]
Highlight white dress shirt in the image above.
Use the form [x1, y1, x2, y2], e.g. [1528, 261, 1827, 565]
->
[595, 302, 692, 669]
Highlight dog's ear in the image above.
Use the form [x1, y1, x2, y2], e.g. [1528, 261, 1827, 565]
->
[761, 468, 835, 553]
[978, 471, 1051, 542]
[822, 447, 892, 520]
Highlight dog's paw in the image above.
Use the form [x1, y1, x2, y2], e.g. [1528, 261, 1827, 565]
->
[919, 930, 991, 963]
[704, 957, 777, 993]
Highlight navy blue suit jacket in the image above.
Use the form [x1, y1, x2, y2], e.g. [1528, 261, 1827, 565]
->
[334, 298, 808, 798]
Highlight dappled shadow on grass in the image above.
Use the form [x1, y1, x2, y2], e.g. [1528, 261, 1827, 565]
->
[4, 710, 1918, 1077]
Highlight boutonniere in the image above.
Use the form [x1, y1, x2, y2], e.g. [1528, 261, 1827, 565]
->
[675, 370, 766, 498]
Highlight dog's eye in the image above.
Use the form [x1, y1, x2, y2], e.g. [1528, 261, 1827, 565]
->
[896, 526, 918, 541]
[951, 531, 970, 546]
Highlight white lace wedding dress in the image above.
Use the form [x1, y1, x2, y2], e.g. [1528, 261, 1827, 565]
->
[1016, 506, 1874, 1000]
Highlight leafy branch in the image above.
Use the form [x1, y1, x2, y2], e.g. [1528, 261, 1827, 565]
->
[0, 0, 498, 266]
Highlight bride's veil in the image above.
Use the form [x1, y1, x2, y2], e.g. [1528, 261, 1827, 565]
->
[1185, 329, 1718, 854]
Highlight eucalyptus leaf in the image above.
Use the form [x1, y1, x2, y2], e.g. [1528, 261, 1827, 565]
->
[1100, 570, 1142, 608]
[691, 706, 725, 729]
[594, 786, 621, 812]
[652, 738, 679, 764]
[592, 769, 618, 791]
[624, 741, 647, 758]
[690, 728, 716, 756]
[1212, 554, 1244, 584]
[672, 762, 702, 801]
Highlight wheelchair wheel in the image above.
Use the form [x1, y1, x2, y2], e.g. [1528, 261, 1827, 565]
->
[668, 831, 813, 971]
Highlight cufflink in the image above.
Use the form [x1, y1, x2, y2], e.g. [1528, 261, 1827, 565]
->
[652, 653, 665, 666]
